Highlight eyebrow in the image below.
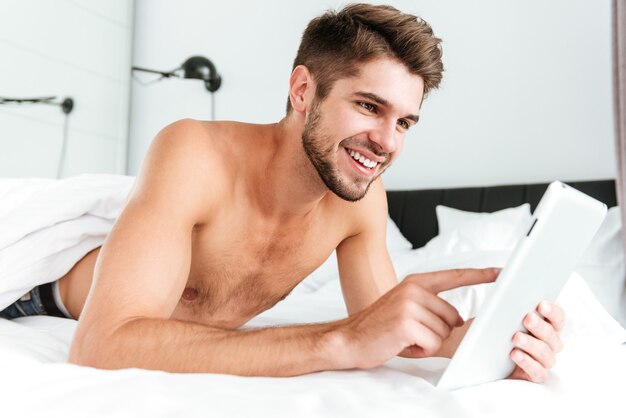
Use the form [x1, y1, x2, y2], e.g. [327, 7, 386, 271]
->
[353, 91, 420, 124]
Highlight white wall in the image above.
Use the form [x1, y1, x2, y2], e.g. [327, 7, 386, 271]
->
[129, 0, 616, 189]
[0, 0, 134, 178]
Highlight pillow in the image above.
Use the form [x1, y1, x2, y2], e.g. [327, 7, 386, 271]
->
[387, 216, 413, 252]
[436, 203, 531, 235]
[575, 206, 626, 326]
[293, 216, 413, 294]
[421, 205, 533, 258]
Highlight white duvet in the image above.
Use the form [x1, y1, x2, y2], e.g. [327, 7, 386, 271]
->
[1, 256, 625, 418]
[1, 176, 626, 417]
[0, 174, 134, 310]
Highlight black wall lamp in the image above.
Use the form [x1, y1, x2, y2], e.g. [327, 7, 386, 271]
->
[0, 96, 74, 114]
[132, 55, 222, 93]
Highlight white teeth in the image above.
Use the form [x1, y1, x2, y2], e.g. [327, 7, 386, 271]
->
[348, 148, 378, 169]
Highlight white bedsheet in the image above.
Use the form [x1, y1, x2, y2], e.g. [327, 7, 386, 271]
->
[1, 250, 625, 418]
[1, 176, 625, 417]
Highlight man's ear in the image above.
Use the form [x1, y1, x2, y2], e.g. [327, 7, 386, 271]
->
[288, 65, 315, 114]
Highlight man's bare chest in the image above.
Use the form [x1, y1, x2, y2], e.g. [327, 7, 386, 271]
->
[171, 217, 343, 328]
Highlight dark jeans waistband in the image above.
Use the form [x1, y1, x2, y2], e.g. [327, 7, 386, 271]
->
[0, 282, 70, 320]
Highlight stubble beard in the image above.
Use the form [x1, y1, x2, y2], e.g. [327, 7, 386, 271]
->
[301, 101, 388, 202]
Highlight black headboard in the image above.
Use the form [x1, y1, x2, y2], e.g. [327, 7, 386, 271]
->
[386, 179, 617, 249]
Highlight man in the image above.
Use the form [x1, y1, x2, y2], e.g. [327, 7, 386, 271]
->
[8, 4, 564, 381]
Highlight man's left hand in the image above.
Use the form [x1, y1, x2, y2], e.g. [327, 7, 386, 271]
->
[508, 300, 565, 383]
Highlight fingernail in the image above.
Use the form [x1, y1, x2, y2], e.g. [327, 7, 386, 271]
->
[542, 301, 551, 315]
[456, 315, 465, 326]
[513, 350, 524, 362]
[527, 314, 537, 326]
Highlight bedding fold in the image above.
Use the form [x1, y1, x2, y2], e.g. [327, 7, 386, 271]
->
[0, 174, 134, 310]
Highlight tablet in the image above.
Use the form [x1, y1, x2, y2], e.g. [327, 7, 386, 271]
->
[436, 181, 607, 390]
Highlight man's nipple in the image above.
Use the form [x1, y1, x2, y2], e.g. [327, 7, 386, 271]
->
[182, 287, 199, 301]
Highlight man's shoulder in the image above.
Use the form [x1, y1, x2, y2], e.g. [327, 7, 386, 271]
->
[147, 118, 251, 174]
[154, 118, 224, 152]
[155, 118, 263, 162]
[144, 119, 216, 180]
[133, 119, 236, 222]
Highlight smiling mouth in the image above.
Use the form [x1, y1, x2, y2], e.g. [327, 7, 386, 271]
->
[345, 148, 380, 170]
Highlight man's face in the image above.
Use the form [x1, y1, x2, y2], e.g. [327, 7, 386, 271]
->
[301, 58, 424, 202]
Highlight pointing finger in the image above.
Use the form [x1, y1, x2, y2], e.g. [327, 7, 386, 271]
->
[406, 267, 501, 294]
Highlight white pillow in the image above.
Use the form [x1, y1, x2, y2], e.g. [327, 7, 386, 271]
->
[421, 204, 533, 258]
[293, 216, 413, 294]
[575, 206, 626, 326]
[436, 203, 531, 235]
[386, 217, 413, 252]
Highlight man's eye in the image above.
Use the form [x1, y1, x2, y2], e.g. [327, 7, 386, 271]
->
[397, 119, 410, 130]
[358, 102, 376, 112]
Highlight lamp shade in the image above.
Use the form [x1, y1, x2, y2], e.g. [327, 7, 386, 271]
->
[181, 56, 222, 92]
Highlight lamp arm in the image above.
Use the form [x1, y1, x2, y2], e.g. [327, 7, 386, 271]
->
[131, 66, 178, 78]
[0, 96, 74, 114]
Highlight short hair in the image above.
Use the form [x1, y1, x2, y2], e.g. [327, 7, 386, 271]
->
[286, 3, 444, 114]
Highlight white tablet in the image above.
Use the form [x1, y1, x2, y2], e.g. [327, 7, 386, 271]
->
[436, 181, 607, 390]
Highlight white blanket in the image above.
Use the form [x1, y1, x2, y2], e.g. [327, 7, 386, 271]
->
[0, 174, 134, 310]
[1, 176, 626, 417]
[0, 255, 625, 418]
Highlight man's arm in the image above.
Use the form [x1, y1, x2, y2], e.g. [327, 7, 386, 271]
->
[336, 180, 398, 316]
[335, 180, 479, 358]
[69, 120, 351, 375]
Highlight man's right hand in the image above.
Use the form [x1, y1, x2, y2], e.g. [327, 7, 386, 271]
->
[335, 268, 500, 369]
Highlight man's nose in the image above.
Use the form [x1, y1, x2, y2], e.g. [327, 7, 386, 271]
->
[369, 119, 398, 154]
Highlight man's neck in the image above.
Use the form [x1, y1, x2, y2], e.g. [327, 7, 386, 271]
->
[249, 115, 333, 223]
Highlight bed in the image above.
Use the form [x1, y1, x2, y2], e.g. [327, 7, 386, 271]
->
[1, 177, 625, 417]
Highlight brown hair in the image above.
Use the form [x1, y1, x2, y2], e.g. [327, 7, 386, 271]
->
[286, 3, 444, 114]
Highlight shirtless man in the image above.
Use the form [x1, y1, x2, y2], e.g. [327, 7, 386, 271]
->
[31, 4, 564, 381]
